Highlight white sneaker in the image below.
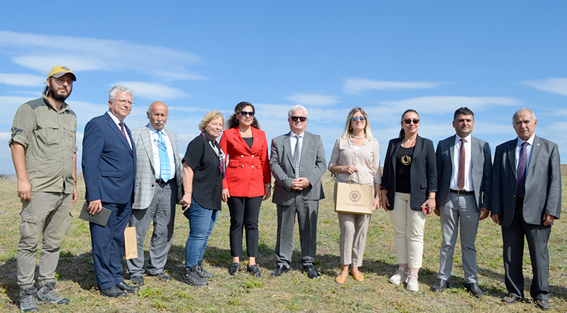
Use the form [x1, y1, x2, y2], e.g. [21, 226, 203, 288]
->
[406, 273, 419, 292]
[388, 267, 408, 285]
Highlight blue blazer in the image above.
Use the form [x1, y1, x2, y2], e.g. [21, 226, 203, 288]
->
[82, 112, 136, 204]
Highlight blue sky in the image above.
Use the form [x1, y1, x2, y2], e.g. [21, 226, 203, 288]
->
[1, 1, 566, 174]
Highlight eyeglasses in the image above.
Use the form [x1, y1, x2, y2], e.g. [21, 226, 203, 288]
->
[351, 116, 366, 122]
[240, 111, 255, 117]
[291, 116, 307, 122]
[53, 77, 74, 85]
[112, 99, 135, 106]
[404, 118, 420, 124]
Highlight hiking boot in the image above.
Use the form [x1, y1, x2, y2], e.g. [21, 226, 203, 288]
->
[183, 267, 208, 287]
[19, 287, 39, 312]
[36, 282, 69, 305]
[196, 260, 214, 279]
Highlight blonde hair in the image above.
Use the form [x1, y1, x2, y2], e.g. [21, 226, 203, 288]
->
[341, 107, 373, 139]
[198, 110, 224, 132]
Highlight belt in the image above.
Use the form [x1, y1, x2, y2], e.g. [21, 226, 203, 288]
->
[156, 179, 171, 185]
[450, 189, 474, 196]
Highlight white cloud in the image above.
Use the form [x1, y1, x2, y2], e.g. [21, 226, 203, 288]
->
[283, 93, 340, 106]
[343, 77, 446, 94]
[379, 96, 520, 114]
[0, 73, 45, 87]
[113, 81, 188, 101]
[521, 78, 567, 96]
[0, 30, 207, 82]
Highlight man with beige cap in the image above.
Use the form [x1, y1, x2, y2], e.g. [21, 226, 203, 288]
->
[9, 66, 77, 312]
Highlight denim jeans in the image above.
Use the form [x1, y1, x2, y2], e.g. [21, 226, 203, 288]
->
[185, 198, 218, 268]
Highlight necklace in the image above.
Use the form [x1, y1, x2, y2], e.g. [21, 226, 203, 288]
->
[401, 140, 415, 166]
[352, 134, 365, 139]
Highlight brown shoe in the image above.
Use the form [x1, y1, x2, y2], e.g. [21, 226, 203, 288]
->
[535, 299, 550, 311]
[502, 295, 519, 305]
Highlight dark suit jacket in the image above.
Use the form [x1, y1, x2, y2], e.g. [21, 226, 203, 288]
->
[436, 135, 492, 210]
[381, 135, 437, 211]
[491, 135, 561, 227]
[82, 112, 136, 204]
[219, 126, 271, 198]
[270, 131, 326, 206]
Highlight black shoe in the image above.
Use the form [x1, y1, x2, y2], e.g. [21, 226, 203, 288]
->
[100, 286, 127, 298]
[431, 279, 449, 292]
[147, 272, 172, 281]
[196, 260, 214, 278]
[502, 294, 519, 305]
[247, 265, 261, 278]
[302, 264, 318, 279]
[129, 275, 145, 285]
[535, 299, 550, 311]
[464, 282, 483, 298]
[229, 262, 241, 275]
[116, 282, 139, 294]
[271, 264, 291, 276]
[183, 267, 208, 287]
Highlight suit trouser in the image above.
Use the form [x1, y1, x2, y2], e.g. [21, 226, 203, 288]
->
[127, 181, 176, 277]
[502, 200, 551, 300]
[90, 201, 132, 290]
[228, 196, 262, 258]
[437, 192, 479, 283]
[17, 192, 72, 290]
[338, 212, 371, 267]
[275, 193, 318, 267]
[389, 192, 426, 268]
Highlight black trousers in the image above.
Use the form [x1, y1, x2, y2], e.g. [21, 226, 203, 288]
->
[228, 196, 262, 258]
[502, 199, 551, 300]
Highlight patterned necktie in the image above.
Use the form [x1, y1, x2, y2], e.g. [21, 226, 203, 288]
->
[157, 130, 170, 182]
[119, 122, 132, 155]
[517, 141, 528, 197]
[457, 138, 466, 189]
[293, 135, 301, 178]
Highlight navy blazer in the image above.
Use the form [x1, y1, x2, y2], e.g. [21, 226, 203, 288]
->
[82, 112, 136, 204]
[381, 135, 437, 211]
[491, 136, 561, 227]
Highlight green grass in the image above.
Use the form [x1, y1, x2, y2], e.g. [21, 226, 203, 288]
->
[0, 173, 566, 312]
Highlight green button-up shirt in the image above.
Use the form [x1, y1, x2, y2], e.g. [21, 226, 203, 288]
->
[9, 96, 77, 193]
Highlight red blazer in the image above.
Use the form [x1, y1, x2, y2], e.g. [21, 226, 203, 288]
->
[219, 127, 271, 197]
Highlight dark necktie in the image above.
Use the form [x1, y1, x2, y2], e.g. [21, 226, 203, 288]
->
[457, 139, 466, 189]
[293, 135, 301, 178]
[516, 141, 528, 197]
[119, 122, 132, 155]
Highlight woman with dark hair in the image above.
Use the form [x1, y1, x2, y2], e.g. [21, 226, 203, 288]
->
[328, 107, 381, 284]
[381, 109, 437, 292]
[219, 102, 271, 277]
[180, 110, 225, 287]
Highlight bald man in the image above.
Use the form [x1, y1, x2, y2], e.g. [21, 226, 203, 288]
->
[127, 102, 183, 285]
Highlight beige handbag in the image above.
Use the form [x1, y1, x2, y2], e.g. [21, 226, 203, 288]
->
[334, 173, 374, 214]
[124, 227, 138, 259]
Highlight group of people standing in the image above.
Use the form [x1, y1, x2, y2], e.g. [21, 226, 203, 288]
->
[9, 66, 561, 312]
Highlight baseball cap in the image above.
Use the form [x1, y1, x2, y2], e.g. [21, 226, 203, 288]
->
[48, 66, 76, 81]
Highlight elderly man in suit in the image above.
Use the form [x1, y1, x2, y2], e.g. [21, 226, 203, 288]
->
[126, 101, 183, 286]
[432, 107, 492, 297]
[270, 104, 326, 279]
[83, 85, 139, 298]
[492, 108, 561, 311]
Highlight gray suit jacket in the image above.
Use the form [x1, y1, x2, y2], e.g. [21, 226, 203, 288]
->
[491, 135, 561, 227]
[132, 124, 183, 210]
[270, 131, 326, 206]
[436, 135, 492, 211]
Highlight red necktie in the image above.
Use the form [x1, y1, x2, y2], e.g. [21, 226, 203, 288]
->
[458, 138, 465, 189]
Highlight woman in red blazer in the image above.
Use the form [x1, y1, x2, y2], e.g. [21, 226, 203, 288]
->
[219, 102, 271, 277]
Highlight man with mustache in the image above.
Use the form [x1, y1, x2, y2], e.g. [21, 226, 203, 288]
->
[10, 66, 77, 312]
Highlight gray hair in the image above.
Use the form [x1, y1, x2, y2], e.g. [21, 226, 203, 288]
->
[513, 108, 536, 122]
[109, 85, 133, 100]
[288, 104, 308, 118]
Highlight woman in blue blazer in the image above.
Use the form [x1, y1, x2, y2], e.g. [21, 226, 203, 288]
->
[381, 109, 437, 292]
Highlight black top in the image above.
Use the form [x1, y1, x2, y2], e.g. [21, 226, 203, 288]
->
[183, 131, 224, 210]
[243, 136, 254, 148]
[395, 146, 414, 193]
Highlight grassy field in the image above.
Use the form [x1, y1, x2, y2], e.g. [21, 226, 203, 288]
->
[0, 172, 566, 313]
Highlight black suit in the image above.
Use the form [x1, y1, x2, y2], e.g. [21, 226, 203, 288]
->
[381, 135, 437, 210]
[492, 135, 561, 300]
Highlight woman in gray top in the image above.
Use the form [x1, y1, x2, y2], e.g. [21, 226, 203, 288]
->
[328, 107, 381, 284]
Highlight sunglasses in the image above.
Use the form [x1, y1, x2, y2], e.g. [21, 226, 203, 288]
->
[404, 118, 420, 124]
[291, 116, 307, 122]
[240, 111, 254, 117]
[351, 116, 366, 122]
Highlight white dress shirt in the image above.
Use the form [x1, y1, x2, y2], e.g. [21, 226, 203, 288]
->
[148, 124, 175, 181]
[289, 131, 304, 176]
[107, 110, 132, 149]
[449, 134, 473, 191]
[515, 135, 535, 170]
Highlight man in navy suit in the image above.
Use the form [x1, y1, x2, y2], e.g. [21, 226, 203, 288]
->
[492, 108, 561, 311]
[82, 85, 139, 298]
